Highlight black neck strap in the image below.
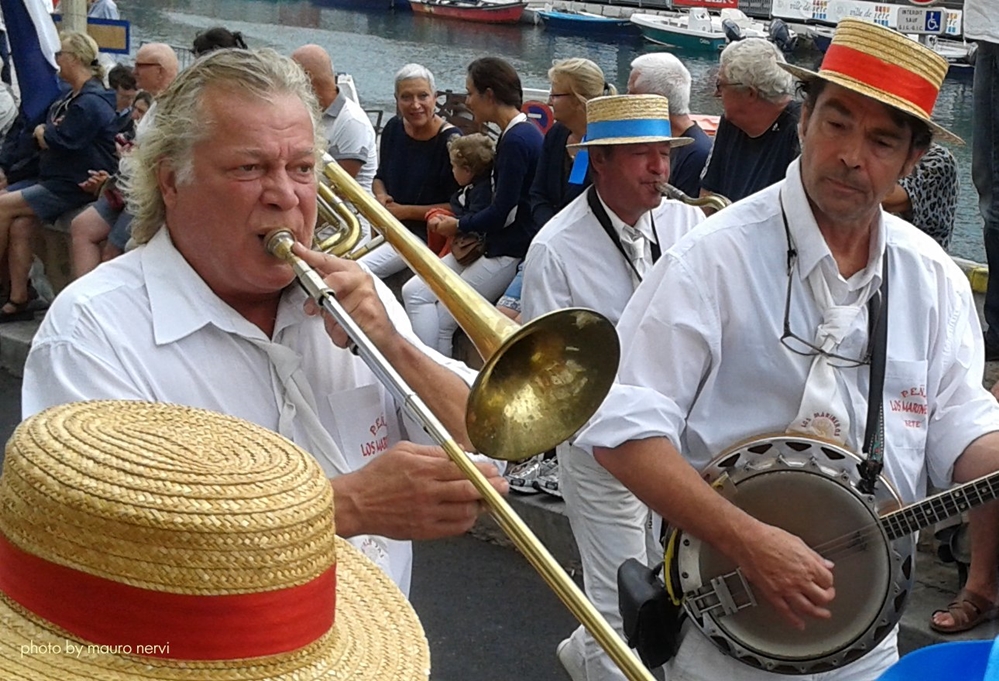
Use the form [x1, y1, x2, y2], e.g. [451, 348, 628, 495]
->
[778, 198, 889, 494]
[587, 186, 661, 283]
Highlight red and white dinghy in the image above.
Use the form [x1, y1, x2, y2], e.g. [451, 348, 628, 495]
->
[409, 0, 528, 25]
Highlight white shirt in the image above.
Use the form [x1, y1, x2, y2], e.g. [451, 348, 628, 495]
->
[321, 90, 377, 196]
[22, 228, 479, 596]
[523, 188, 704, 326]
[87, 0, 119, 19]
[964, 0, 999, 43]
[576, 158, 999, 505]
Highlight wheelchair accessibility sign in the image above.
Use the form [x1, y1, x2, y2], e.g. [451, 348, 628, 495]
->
[896, 7, 944, 35]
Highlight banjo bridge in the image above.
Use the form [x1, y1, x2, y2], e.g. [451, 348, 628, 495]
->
[687, 569, 757, 620]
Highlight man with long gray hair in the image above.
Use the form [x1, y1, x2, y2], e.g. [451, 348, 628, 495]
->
[628, 52, 711, 198]
[22, 48, 508, 597]
[699, 38, 800, 206]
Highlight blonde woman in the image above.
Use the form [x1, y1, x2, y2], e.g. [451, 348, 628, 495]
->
[530, 57, 614, 227]
[0, 31, 118, 321]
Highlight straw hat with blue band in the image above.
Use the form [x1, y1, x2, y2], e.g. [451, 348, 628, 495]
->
[779, 18, 961, 145]
[0, 400, 431, 680]
[568, 94, 693, 184]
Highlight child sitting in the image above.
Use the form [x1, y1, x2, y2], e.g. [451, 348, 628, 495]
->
[425, 133, 495, 261]
[405, 133, 503, 356]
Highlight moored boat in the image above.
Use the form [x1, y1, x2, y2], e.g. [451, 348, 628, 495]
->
[630, 7, 768, 52]
[537, 9, 640, 37]
[807, 25, 975, 79]
[409, 0, 528, 24]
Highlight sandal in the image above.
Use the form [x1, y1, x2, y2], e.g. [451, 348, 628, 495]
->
[0, 298, 35, 324]
[930, 588, 999, 634]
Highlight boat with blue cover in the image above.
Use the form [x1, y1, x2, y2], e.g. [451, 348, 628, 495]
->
[537, 8, 640, 37]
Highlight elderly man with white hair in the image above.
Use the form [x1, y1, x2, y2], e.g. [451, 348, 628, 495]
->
[627, 52, 711, 199]
[699, 38, 800, 207]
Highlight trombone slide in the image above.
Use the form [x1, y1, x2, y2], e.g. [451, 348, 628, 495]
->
[264, 229, 656, 681]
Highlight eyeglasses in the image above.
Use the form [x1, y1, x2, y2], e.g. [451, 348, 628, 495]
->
[714, 79, 747, 96]
[548, 92, 574, 102]
[779, 249, 878, 368]
[133, 62, 163, 70]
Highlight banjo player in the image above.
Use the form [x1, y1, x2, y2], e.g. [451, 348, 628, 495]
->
[575, 18, 999, 681]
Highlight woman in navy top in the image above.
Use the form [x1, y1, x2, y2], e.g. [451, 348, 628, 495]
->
[361, 63, 461, 279]
[403, 56, 542, 356]
[0, 31, 118, 321]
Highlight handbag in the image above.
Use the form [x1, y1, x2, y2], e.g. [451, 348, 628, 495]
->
[450, 232, 485, 267]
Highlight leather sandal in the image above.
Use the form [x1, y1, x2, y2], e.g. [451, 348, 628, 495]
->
[0, 299, 34, 324]
[930, 588, 999, 634]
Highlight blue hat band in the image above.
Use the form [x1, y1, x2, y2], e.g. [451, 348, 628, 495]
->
[586, 117, 674, 142]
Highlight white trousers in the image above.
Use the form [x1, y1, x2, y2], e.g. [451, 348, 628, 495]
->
[402, 253, 519, 356]
[666, 622, 898, 681]
[358, 245, 408, 280]
[559, 443, 651, 681]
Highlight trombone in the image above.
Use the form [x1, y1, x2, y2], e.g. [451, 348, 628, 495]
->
[265, 154, 656, 681]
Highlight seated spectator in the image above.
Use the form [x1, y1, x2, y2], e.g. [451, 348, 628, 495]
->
[66, 44, 179, 283]
[70, 90, 154, 278]
[362, 63, 461, 279]
[0, 31, 118, 322]
[192, 26, 248, 57]
[107, 63, 136, 114]
[292, 44, 378, 241]
[424, 133, 495, 257]
[700, 38, 800, 207]
[497, 57, 610, 321]
[883, 141, 959, 250]
[628, 52, 712, 199]
[402, 56, 542, 356]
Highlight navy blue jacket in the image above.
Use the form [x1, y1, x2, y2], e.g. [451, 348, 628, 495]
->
[39, 78, 119, 196]
[529, 122, 590, 231]
[450, 173, 492, 218]
[458, 120, 543, 259]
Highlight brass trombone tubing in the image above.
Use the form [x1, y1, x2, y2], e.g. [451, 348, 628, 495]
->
[263, 230, 655, 681]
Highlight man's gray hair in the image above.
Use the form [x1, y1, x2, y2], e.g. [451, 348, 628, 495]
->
[629, 52, 691, 115]
[719, 38, 795, 104]
[395, 63, 436, 96]
[122, 48, 323, 244]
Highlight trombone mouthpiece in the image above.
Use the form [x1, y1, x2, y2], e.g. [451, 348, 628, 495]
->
[263, 229, 296, 260]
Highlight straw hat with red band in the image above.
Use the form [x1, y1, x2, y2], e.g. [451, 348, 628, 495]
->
[0, 400, 431, 680]
[780, 18, 962, 145]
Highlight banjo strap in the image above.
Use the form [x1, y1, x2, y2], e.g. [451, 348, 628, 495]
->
[858, 253, 889, 495]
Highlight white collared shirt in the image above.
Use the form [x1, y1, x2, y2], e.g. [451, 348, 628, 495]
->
[22, 228, 479, 595]
[576, 158, 999, 504]
[522, 189, 704, 326]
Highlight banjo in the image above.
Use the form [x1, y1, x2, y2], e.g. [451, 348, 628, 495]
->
[664, 434, 999, 675]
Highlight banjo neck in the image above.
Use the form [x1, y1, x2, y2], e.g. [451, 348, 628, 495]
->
[880, 471, 999, 541]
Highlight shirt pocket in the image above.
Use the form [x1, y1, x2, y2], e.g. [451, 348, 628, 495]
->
[326, 384, 400, 472]
[883, 359, 929, 452]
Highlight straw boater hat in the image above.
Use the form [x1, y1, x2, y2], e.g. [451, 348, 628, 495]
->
[570, 94, 694, 148]
[780, 18, 961, 145]
[0, 401, 431, 680]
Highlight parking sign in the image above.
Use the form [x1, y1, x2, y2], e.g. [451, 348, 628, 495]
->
[896, 7, 944, 34]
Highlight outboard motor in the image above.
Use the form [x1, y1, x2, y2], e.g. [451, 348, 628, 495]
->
[769, 18, 798, 54]
[722, 18, 744, 43]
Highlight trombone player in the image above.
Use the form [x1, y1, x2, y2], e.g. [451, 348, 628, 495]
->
[21, 48, 508, 596]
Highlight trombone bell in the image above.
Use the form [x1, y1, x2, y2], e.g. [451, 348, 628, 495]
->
[319, 153, 620, 461]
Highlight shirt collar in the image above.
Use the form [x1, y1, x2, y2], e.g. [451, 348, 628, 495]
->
[500, 112, 528, 138]
[782, 157, 885, 292]
[142, 228, 308, 346]
[595, 189, 657, 243]
[323, 90, 348, 120]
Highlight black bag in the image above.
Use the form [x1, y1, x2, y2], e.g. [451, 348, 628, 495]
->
[617, 558, 685, 669]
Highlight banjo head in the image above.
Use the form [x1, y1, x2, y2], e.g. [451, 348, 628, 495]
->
[678, 435, 915, 675]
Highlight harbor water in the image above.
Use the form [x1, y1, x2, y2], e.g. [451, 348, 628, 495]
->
[118, 0, 984, 262]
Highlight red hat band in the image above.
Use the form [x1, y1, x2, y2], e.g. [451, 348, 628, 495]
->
[819, 43, 939, 119]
